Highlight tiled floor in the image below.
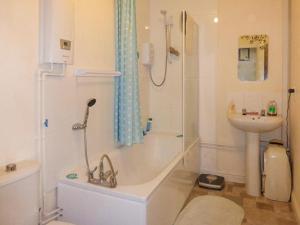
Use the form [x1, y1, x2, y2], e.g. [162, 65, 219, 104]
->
[186, 182, 298, 225]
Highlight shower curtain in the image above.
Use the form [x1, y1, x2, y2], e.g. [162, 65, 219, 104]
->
[114, 0, 143, 146]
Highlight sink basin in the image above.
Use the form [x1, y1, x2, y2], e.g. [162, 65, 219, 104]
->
[228, 113, 283, 133]
[227, 103, 283, 197]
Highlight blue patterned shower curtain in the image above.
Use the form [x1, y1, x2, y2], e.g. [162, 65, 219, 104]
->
[114, 0, 143, 146]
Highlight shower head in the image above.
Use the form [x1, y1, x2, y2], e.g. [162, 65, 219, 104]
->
[87, 98, 96, 107]
[160, 10, 167, 27]
[83, 98, 96, 125]
[72, 98, 97, 130]
[160, 10, 172, 27]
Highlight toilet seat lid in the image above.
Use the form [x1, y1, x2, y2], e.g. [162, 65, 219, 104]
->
[47, 221, 75, 225]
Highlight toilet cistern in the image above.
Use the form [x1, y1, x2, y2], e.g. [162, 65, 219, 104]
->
[227, 103, 283, 197]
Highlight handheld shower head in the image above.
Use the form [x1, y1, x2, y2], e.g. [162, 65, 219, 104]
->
[83, 98, 96, 125]
[87, 98, 96, 107]
[72, 98, 97, 130]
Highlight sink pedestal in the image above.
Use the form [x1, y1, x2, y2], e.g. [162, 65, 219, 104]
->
[246, 132, 261, 196]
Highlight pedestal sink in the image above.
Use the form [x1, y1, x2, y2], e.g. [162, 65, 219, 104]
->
[227, 104, 283, 196]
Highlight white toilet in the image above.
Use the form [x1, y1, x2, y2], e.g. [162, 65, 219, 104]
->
[0, 160, 75, 225]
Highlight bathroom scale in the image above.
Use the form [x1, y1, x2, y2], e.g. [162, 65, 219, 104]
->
[198, 174, 225, 190]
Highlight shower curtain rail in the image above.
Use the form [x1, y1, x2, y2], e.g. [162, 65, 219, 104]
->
[74, 69, 122, 77]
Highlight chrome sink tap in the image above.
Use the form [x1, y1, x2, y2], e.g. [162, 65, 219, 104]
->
[88, 154, 118, 188]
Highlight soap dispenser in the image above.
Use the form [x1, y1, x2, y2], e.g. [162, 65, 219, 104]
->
[267, 100, 277, 116]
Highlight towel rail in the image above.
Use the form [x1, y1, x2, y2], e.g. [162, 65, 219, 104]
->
[74, 69, 121, 77]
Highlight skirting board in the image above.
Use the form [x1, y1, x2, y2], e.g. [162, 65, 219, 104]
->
[199, 143, 245, 184]
[292, 192, 300, 223]
[200, 169, 245, 184]
[199, 142, 273, 184]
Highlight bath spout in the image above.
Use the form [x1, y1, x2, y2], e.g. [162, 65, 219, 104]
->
[88, 154, 118, 188]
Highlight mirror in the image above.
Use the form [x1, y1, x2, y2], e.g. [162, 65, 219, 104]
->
[238, 35, 269, 81]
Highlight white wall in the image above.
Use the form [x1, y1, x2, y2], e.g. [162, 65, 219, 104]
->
[148, 0, 216, 135]
[0, 0, 150, 211]
[42, 0, 150, 211]
[43, 0, 115, 195]
[202, 0, 286, 183]
[42, 0, 150, 210]
[149, 0, 184, 134]
[0, 0, 39, 166]
[1, 0, 288, 213]
[149, 0, 287, 182]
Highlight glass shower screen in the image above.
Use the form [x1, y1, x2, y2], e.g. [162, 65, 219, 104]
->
[182, 11, 199, 151]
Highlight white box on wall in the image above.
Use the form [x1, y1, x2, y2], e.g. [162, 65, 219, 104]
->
[43, 0, 74, 64]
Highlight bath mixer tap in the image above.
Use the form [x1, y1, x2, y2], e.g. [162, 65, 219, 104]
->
[99, 154, 118, 188]
[88, 154, 118, 188]
[87, 166, 98, 181]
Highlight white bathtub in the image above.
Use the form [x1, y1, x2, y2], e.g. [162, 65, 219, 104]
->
[57, 133, 200, 225]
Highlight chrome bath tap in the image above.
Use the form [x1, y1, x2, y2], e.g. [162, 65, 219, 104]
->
[89, 154, 118, 188]
[99, 154, 118, 187]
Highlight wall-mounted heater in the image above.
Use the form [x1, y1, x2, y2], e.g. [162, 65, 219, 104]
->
[42, 0, 74, 64]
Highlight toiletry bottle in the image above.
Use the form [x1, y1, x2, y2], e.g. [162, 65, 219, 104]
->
[143, 129, 147, 136]
[267, 100, 277, 116]
[268, 104, 273, 115]
[146, 118, 152, 132]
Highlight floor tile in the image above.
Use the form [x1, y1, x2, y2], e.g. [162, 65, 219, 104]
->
[256, 202, 274, 211]
[186, 182, 298, 225]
